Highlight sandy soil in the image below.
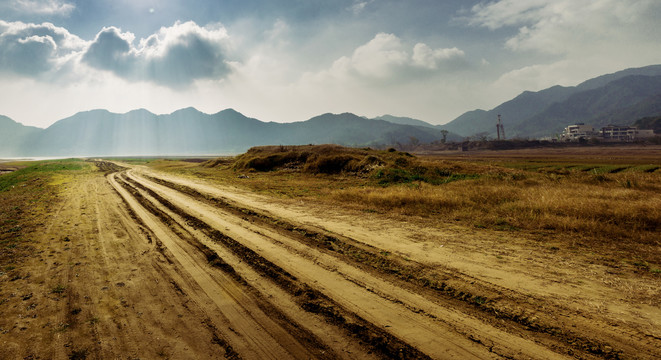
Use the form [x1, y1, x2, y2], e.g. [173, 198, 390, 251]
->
[1, 161, 659, 359]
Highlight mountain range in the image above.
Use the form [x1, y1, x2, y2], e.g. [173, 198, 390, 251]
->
[442, 64, 661, 138]
[0, 109, 461, 157]
[1, 64, 660, 157]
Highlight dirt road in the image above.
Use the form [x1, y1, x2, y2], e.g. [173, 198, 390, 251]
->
[2, 161, 659, 359]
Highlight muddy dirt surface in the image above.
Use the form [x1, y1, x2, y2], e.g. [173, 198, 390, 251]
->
[0, 164, 17, 175]
[1, 161, 660, 359]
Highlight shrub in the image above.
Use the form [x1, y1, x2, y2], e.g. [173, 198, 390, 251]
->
[304, 154, 357, 174]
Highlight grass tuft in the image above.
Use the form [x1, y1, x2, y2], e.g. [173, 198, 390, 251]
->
[52, 284, 66, 294]
[156, 145, 661, 265]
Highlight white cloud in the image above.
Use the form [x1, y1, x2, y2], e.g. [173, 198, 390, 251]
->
[0, 75, 204, 129]
[82, 21, 233, 87]
[467, 0, 661, 96]
[341, 33, 408, 78]
[10, 0, 75, 16]
[494, 61, 572, 91]
[412, 43, 465, 70]
[323, 33, 467, 82]
[470, 0, 661, 55]
[264, 19, 289, 42]
[82, 26, 135, 76]
[5, 1, 659, 130]
[0, 20, 235, 87]
[349, 0, 374, 15]
[0, 20, 85, 76]
[227, 32, 477, 124]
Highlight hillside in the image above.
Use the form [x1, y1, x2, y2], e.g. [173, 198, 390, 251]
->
[0, 109, 447, 157]
[633, 115, 661, 133]
[575, 64, 661, 91]
[275, 113, 443, 146]
[443, 85, 576, 138]
[373, 115, 437, 128]
[595, 94, 661, 126]
[444, 64, 661, 138]
[372, 115, 463, 142]
[516, 75, 661, 137]
[3, 64, 661, 157]
[0, 116, 42, 157]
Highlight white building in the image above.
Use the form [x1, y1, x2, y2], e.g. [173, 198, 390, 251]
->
[600, 125, 655, 141]
[561, 124, 596, 141]
[561, 124, 655, 142]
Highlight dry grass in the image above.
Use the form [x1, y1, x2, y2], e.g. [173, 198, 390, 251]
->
[156, 145, 661, 267]
[232, 144, 404, 174]
[0, 160, 94, 272]
[331, 172, 661, 243]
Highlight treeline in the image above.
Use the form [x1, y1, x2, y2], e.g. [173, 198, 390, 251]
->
[410, 137, 661, 152]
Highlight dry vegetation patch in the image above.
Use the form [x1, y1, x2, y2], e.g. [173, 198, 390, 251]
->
[231, 144, 386, 174]
[170, 145, 661, 270]
[230, 144, 490, 183]
[0, 160, 92, 274]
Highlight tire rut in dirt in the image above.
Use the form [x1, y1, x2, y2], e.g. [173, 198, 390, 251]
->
[119, 173, 432, 360]
[138, 172, 623, 359]
[115, 173, 340, 359]
[94, 160, 127, 175]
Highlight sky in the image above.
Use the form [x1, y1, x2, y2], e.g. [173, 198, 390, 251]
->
[1, 0, 660, 128]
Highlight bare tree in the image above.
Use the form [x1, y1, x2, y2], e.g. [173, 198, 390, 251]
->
[440, 129, 449, 144]
[409, 136, 420, 149]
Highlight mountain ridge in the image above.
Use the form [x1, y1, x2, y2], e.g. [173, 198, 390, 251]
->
[443, 64, 661, 138]
[0, 109, 455, 157]
[3, 64, 661, 157]
[515, 75, 661, 137]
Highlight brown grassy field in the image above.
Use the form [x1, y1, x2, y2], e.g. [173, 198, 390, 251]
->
[0, 160, 87, 274]
[155, 145, 661, 270]
[1, 147, 660, 359]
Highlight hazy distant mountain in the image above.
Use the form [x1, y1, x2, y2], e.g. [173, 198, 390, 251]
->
[372, 115, 462, 141]
[633, 115, 661, 133]
[516, 75, 661, 137]
[444, 85, 576, 138]
[575, 64, 661, 91]
[373, 115, 436, 128]
[275, 113, 450, 145]
[444, 64, 661, 138]
[601, 94, 661, 126]
[0, 115, 41, 157]
[0, 109, 448, 157]
[4, 64, 660, 158]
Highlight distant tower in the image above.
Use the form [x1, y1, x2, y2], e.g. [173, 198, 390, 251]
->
[496, 114, 506, 140]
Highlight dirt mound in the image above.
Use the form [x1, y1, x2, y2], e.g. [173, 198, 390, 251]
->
[233, 146, 492, 187]
[209, 144, 487, 186]
[231, 145, 397, 174]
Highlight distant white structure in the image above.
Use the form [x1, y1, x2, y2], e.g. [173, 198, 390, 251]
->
[638, 129, 656, 138]
[561, 124, 655, 142]
[561, 124, 596, 141]
[600, 125, 654, 141]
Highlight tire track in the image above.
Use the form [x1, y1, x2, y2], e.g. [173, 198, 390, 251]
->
[115, 171, 433, 359]
[116, 172, 348, 359]
[108, 172, 323, 360]
[133, 167, 655, 360]
[86, 172, 238, 359]
[118, 168, 574, 359]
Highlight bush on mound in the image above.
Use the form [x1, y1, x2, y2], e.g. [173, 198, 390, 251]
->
[223, 144, 476, 185]
[233, 145, 377, 174]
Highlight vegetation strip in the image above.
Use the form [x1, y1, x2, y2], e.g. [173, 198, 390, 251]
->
[119, 172, 432, 360]
[93, 160, 127, 175]
[140, 172, 623, 358]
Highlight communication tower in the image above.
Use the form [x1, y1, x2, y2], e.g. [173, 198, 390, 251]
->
[496, 114, 506, 140]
